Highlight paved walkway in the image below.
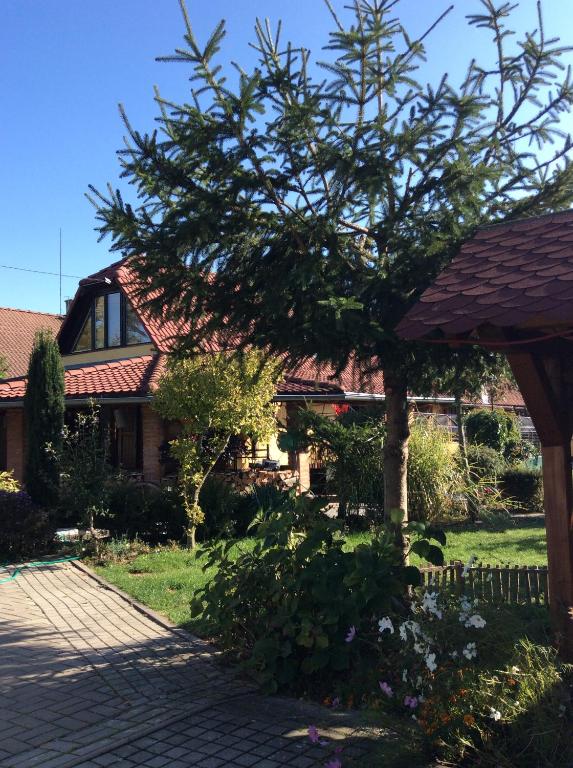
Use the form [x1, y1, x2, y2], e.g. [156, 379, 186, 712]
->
[0, 561, 377, 767]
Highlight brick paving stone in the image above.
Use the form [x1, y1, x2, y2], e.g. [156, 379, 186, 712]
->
[0, 561, 378, 767]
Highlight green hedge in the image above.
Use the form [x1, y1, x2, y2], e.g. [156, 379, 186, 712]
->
[499, 466, 543, 513]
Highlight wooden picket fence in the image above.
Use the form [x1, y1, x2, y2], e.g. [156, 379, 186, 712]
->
[419, 561, 550, 606]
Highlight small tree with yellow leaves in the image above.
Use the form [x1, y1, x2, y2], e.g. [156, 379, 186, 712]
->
[153, 351, 281, 548]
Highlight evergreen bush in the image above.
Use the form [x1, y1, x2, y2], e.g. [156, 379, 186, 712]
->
[466, 444, 506, 481]
[500, 466, 544, 514]
[24, 330, 65, 507]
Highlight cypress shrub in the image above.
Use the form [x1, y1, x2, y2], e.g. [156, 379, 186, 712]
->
[24, 330, 65, 507]
[499, 466, 543, 513]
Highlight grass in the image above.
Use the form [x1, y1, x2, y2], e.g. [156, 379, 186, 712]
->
[94, 518, 547, 632]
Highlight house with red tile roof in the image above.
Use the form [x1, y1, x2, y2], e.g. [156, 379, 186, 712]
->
[0, 258, 527, 487]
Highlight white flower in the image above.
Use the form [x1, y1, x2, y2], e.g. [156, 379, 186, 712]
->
[378, 617, 394, 634]
[399, 620, 421, 642]
[489, 708, 501, 721]
[414, 641, 426, 655]
[460, 596, 472, 613]
[402, 669, 408, 683]
[463, 642, 477, 660]
[465, 614, 486, 629]
[420, 591, 442, 619]
[450, 650, 458, 659]
[425, 652, 437, 673]
[558, 704, 566, 718]
[511, 665, 520, 673]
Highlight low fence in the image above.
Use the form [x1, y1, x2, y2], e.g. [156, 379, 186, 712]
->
[419, 561, 549, 606]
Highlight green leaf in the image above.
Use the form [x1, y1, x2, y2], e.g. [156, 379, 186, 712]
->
[390, 508, 406, 524]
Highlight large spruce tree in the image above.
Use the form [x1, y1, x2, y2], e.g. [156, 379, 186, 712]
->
[90, 0, 573, 523]
[24, 330, 65, 506]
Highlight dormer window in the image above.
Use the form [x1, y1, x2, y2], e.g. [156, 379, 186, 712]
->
[72, 292, 150, 352]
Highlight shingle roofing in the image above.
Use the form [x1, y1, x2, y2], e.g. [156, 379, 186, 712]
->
[0, 307, 62, 378]
[397, 210, 573, 340]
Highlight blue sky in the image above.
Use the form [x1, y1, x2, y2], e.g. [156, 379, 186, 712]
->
[2, 0, 572, 314]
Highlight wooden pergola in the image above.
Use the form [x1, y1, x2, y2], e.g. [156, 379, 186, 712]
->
[398, 211, 573, 660]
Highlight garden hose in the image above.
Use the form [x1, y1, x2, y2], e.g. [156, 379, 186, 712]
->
[0, 556, 81, 585]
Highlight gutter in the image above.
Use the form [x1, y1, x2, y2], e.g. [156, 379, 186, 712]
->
[0, 395, 153, 408]
[274, 393, 456, 404]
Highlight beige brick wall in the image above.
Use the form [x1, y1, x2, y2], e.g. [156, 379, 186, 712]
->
[141, 406, 164, 484]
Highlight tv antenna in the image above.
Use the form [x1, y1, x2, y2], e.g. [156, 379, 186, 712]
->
[59, 228, 62, 315]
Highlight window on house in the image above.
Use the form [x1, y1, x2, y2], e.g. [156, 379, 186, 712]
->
[74, 312, 93, 352]
[125, 301, 150, 345]
[72, 293, 151, 352]
[106, 293, 122, 347]
[94, 296, 105, 349]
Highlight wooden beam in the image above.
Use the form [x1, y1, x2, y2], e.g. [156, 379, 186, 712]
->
[505, 350, 573, 658]
[541, 443, 573, 660]
[506, 351, 566, 447]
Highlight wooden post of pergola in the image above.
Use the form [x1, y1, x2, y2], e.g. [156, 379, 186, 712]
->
[507, 349, 573, 658]
[396, 211, 573, 662]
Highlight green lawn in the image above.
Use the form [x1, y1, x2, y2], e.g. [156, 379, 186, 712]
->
[94, 519, 546, 633]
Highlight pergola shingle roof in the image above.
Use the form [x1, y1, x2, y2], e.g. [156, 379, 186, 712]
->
[397, 210, 573, 340]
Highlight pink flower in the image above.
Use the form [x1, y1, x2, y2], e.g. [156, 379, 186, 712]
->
[379, 681, 393, 697]
[345, 626, 356, 643]
[403, 695, 419, 709]
[308, 725, 320, 744]
[325, 760, 342, 768]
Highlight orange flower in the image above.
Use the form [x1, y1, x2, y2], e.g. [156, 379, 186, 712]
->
[323, 697, 332, 706]
[507, 678, 517, 686]
[441, 714, 451, 724]
[458, 689, 468, 697]
[463, 714, 475, 727]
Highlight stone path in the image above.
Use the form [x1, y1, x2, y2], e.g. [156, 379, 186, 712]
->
[0, 561, 377, 767]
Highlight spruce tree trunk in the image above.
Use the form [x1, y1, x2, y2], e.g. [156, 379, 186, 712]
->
[383, 373, 409, 556]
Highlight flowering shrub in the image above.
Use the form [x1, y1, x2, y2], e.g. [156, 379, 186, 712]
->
[191, 494, 442, 693]
[342, 577, 572, 767]
[0, 490, 54, 558]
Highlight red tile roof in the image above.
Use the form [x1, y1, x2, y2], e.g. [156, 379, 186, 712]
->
[0, 354, 386, 403]
[0, 307, 62, 378]
[0, 355, 166, 402]
[397, 210, 573, 340]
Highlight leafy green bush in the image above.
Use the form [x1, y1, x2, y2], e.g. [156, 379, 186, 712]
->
[500, 466, 543, 513]
[191, 495, 439, 693]
[464, 408, 521, 459]
[408, 419, 465, 522]
[466, 444, 506, 481]
[0, 470, 19, 493]
[0, 490, 54, 558]
[107, 479, 186, 542]
[52, 406, 112, 529]
[279, 406, 385, 521]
